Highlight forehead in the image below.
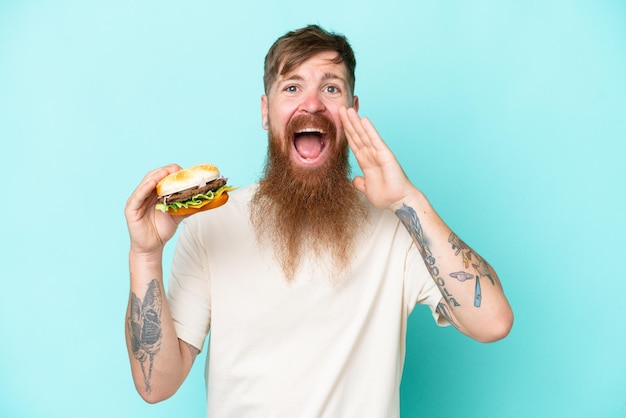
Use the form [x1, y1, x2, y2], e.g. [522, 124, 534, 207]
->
[278, 51, 348, 82]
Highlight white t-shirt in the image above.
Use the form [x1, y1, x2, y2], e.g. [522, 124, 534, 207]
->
[168, 185, 446, 418]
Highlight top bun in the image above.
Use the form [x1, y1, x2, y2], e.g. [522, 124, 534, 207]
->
[156, 163, 220, 196]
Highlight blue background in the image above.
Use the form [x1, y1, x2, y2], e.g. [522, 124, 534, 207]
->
[1, 1, 625, 417]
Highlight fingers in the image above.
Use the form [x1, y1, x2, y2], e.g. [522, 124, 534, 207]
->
[138, 164, 181, 196]
[139, 164, 181, 190]
[340, 107, 386, 153]
[352, 175, 366, 194]
[340, 106, 364, 149]
[359, 117, 382, 147]
[125, 164, 182, 217]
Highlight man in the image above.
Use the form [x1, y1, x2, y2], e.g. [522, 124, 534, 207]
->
[124, 25, 513, 417]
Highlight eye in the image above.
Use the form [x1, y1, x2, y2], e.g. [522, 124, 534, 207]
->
[285, 85, 298, 93]
[325, 85, 339, 94]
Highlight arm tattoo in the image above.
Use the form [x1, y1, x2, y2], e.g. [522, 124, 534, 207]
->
[436, 302, 459, 329]
[128, 279, 163, 393]
[396, 204, 461, 307]
[397, 206, 499, 309]
[448, 233, 497, 307]
[449, 271, 481, 307]
[448, 233, 495, 285]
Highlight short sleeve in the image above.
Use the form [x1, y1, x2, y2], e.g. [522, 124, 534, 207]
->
[403, 242, 450, 327]
[167, 219, 212, 351]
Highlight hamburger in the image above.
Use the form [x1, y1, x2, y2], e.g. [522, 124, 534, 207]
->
[155, 163, 235, 216]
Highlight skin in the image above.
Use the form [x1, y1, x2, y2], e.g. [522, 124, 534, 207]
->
[251, 52, 368, 282]
[124, 164, 199, 402]
[340, 106, 513, 341]
[124, 50, 513, 403]
[261, 51, 358, 168]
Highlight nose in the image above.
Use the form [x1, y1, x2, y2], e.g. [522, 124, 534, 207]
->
[299, 90, 326, 114]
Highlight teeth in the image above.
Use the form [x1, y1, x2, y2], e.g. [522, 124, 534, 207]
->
[296, 128, 325, 134]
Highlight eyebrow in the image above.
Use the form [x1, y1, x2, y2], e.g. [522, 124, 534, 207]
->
[321, 72, 346, 83]
[280, 72, 347, 85]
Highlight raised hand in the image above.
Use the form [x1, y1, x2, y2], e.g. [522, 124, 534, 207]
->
[339, 106, 417, 211]
[124, 164, 187, 256]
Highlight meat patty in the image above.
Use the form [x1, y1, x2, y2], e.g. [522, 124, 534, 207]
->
[157, 177, 227, 203]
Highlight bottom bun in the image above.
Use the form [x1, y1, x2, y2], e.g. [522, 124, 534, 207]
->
[166, 192, 229, 216]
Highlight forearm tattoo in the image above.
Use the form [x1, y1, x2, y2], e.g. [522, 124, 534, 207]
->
[396, 204, 497, 310]
[128, 279, 163, 393]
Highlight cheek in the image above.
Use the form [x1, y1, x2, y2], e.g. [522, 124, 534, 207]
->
[268, 125, 292, 155]
[268, 109, 290, 132]
[331, 115, 345, 138]
[326, 103, 347, 129]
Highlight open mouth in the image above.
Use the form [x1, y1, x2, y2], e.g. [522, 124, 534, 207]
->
[293, 128, 327, 161]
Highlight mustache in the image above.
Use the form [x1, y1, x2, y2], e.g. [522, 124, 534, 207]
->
[285, 113, 338, 142]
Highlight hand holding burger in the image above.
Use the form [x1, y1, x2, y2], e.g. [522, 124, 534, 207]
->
[155, 163, 236, 216]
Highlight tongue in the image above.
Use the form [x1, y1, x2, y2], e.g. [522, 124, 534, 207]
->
[294, 134, 323, 159]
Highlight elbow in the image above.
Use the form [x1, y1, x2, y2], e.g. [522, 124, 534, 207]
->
[137, 388, 174, 405]
[134, 380, 177, 405]
[473, 308, 514, 343]
[140, 391, 164, 405]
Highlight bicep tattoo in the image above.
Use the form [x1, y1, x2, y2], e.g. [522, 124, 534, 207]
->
[436, 302, 460, 329]
[396, 204, 461, 307]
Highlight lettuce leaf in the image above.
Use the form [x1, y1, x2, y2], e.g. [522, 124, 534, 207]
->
[155, 184, 237, 213]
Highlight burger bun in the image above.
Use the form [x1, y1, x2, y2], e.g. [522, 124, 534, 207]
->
[156, 163, 220, 197]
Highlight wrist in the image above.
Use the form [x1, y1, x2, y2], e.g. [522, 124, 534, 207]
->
[389, 187, 429, 213]
[128, 249, 165, 288]
[129, 247, 164, 266]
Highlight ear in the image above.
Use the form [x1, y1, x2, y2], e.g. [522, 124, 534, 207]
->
[261, 95, 269, 130]
[352, 95, 359, 112]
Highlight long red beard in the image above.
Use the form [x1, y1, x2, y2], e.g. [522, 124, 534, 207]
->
[250, 114, 369, 282]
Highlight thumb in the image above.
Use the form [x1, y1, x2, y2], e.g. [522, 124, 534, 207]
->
[352, 176, 366, 194]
